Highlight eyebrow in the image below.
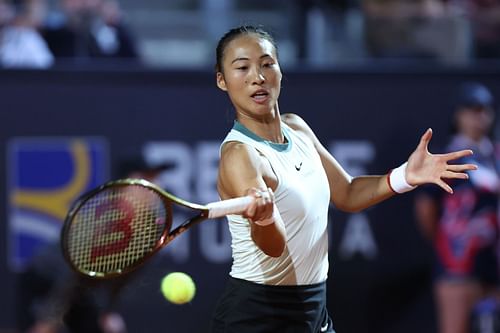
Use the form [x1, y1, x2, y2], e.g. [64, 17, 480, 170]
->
[231, 54, 272, 64]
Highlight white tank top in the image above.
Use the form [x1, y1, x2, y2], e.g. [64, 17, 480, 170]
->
[221, 121, 331, 285]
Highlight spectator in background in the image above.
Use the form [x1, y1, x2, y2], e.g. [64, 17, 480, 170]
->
[41, 0, 138, 65]
[0, 0, 54, 68]
[459, 0, 500, 58]
[414, 82, 500, 333]
[361, 0, 471, 65]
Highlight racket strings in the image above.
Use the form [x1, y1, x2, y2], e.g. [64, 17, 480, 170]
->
[67, 186, 167, 275]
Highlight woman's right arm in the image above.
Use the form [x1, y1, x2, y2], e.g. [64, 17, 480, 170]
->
[217, 141, 286, 257]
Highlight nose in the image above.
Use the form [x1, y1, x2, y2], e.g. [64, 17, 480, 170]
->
[248, 66, 265, 84]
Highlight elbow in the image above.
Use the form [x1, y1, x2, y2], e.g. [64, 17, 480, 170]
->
[333, 190, 372, 213]
[334, 201, 365, 214]
[345, 206, 365, 213]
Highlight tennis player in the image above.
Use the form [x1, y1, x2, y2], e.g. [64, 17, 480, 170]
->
[210, 25, 477, 333]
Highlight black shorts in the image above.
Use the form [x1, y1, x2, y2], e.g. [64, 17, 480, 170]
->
[210, 277, 335, 333]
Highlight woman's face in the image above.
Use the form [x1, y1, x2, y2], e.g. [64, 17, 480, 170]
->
[217, 34, 282, 120]
[455, 105, 494, 141]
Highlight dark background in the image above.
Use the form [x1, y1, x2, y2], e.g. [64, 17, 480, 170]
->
[1, 66, 500, 333]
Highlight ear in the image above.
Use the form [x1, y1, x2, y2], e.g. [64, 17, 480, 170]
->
[216, 72, 227, 91]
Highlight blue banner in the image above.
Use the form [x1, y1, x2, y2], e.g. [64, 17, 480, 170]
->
[7, 137, 108, 270]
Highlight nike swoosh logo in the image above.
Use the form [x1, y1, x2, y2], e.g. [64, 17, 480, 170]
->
[320, 322, 328, 332]
[295, 162, 303, 171]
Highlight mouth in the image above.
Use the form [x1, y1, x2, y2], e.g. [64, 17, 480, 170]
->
[251, 89, 269, 103]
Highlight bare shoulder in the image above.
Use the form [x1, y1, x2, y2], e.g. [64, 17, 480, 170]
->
[221, 140, 259, 156]
[281, 113, 317, 143]
[281, 113, 307, 130]
[221, 141, 257, 165]
[218, 141, 263, 198]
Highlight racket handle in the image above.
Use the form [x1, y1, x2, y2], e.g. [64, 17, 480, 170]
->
[206, 196, 254, 218]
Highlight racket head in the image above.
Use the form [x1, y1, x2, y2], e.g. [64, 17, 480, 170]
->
[61, 178, 174, 278]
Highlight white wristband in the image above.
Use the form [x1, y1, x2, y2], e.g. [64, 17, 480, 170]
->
[388, 162, 417, 194]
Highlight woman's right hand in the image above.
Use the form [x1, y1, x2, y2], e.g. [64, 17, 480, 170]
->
[243, 187, 275, 225]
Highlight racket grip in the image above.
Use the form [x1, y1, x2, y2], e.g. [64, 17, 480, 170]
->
[206, 196, 254, 218]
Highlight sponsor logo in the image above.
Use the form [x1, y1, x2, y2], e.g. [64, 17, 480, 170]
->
[7, 137, 108, 270]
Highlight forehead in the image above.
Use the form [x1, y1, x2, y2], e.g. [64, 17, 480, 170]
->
[224, 34, 277, 61]
[457, 105, 494, 114]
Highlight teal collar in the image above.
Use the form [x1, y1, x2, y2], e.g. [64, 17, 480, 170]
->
[233, 121, 292, 152]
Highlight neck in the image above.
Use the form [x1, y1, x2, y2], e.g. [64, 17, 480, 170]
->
[236, 107, 283, 143]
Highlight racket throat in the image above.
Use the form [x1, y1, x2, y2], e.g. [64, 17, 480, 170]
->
[165, 213, 207, 243]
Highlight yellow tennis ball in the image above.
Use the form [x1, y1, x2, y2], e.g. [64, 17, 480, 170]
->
[161, 272, 196, 304]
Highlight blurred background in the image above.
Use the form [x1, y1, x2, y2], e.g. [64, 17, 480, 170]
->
[2, 0, 500, 332]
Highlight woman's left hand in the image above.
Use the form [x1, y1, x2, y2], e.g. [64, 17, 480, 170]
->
[406, 128, 478, 193]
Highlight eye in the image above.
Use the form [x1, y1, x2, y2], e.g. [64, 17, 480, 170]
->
[236, 66, 248, 70]
[263, 63, 274, 68]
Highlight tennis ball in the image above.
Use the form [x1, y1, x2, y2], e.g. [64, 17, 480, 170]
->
[160, 272, 196, 304]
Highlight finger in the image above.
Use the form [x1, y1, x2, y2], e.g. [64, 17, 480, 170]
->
[243, 189, 260, 220]
[244, 200, 257, 220]
[446, 164, 478, 172]
[259, 188, 272, 202]
[418, 128, 433, 151]
[250, 188, 274, 220]
[246, 188, 261, 198]
[443, 149, 474, 161]
[261, 189, 274, 212]
[442, 171, 469, 180]
[261, 203, 274, 220]
[251, 202, 273, 222]
[436, 180, 453, 194]
[267, 187, 275, 203]
[267, 187, 274, 197]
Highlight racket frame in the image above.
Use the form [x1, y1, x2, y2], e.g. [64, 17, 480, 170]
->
[61, 178, 211, 279]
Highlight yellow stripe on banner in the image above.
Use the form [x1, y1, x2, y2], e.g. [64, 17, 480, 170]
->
[12, 140, 91, 220]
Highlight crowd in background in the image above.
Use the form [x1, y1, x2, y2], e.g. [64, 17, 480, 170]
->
[1, 0, 500, 69]
[0, 0, 137, 68]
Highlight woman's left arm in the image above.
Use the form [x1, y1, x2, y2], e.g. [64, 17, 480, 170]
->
[282, 114, 477, 213]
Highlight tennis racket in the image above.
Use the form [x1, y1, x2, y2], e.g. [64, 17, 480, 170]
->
[61, 178, 253, 279]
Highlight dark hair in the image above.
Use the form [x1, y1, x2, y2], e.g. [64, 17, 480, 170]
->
[454, 81, 495, 110]
[450, 82, 496, 136]
[215, 25, 278, 73]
